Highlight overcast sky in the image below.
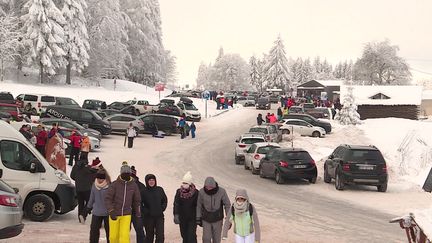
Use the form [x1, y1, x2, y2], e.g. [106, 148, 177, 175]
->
[159, 0, 432, 87]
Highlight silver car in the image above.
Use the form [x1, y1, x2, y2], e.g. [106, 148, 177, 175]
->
[104, 114, 145, 134]
[0, 178, 23, 239]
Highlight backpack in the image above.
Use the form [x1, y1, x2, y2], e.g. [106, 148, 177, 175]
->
[231, 203, 253, 218]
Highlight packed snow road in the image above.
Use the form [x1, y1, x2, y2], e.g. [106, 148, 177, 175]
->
[15, 106, 406, 242]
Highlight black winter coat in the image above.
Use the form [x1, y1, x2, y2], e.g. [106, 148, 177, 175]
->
[173, 187, 199, 222]
[141, 186, 168, 218]
[70, 161, 97, 192]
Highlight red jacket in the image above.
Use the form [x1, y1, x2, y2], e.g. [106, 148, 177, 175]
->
[36, 130, 47, 146]
[71, 134, 82, 148]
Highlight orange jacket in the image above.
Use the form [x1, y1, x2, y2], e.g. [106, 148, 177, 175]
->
[81, 137, 91, 152]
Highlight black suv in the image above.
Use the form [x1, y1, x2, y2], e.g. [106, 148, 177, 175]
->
[259, 148, 317, 184]
[256, 97, 271, 110]
[324, 145, 388, 192]
[0, 92, 16, 104]
[139, 114, 181, 136]
[283, 113, 331, 133]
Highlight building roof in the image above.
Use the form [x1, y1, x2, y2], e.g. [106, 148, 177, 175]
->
[297, 80, 344, 89]
[340, 85, 422, 105]
[315, 80, 344, 87]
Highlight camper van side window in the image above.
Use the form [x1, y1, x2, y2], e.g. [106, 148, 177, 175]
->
[0, 140, 39, 171]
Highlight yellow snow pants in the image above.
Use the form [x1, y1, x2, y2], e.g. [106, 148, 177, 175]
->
[109, 215, 132, 243]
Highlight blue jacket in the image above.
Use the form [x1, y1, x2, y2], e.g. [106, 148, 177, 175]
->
[87, 183, 109, 216]
[179, 119, 186, 128]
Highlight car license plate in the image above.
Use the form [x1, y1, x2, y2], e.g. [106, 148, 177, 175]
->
[358, 165, 374, 170]
[294, 165, 307, 169]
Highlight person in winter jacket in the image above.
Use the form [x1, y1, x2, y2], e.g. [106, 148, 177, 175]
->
[105, 161, 141, 243]
[196, 177, 231, 243]
[268, 114, 277, 123]
[36, 125, 47, 156]
[127, 123, 137, 148]
[173, 171, 199, 243]
[19, 124, 32, 141]
[277, 107, 283, 121]
[265, 113, 270, 123]
[190, 122, 196, 139]
[131, 166, 146, 243]
[80, 133, 91, 161]
[68, 130, 82, 166]
[256, 114, 264, 126]
[70, 159, 97, 224]
[141, 174, 168, 243]
[222, 189, 260, 243]
[87, 169, 111, 243]
[179, 116, 186, 139]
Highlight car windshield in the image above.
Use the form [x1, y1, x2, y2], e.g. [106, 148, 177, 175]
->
[345, 150, 384, 163]
[241, 138, 265, 144]
[249, 127, 268, 134]
[258, 98, 268, 103]
[257, 146, 279, 154]
[58, 98, 78, 105]
[282, 151, 312, 160]
[184, 103, 197, 110]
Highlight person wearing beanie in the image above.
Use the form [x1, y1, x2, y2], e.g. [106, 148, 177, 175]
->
[222, 189, 261, 243]
[141, 174, 167, 243]
[173, 171, 199, 243]
[130, 166, 146, 243]
[105, 161, 142, 243]
[70, 159, 97, 224]
[87, 169, 111, 243]
[196, 177, 231, 243]
[80, 132, 91, 161]
[91, 157, 102, 169]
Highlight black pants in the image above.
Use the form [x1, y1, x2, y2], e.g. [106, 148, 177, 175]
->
[80, 151, 89, 162]
[77, 190, 91, 219]
[36, 145, 45, 157]
[69, 147, 80, 166]
[128, 137, 134, 148]
[131, 215, 145, 243]
[90, 215, 109, 243]
[179, 220, 197, 243]
[143, 217, 164, 243]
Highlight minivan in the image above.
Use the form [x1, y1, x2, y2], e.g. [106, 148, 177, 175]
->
[16, 94, 56, 115]
[45, 106, 112, 135]
[0, 120, 77, 221]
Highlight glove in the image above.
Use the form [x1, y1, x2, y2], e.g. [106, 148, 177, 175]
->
[83, 208, 92, 218]
[109, 211, 117, 221]
[196, 218, 202, 227]
[174, 214, 180, 224]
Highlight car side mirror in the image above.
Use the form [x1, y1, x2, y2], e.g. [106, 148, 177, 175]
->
[29, 162, 37, 173]
[235, 139, 239, 143]
[328, 154, 334, 159]
[29, 160, 44, 173]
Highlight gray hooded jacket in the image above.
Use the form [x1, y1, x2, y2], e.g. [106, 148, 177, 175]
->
[196, 177, 231, 222]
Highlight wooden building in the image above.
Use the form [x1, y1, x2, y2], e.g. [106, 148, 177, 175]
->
[296, 80, 343, 101]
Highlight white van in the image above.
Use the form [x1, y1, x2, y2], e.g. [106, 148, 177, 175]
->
[16, 94, 56, 115]
[0, 121, 76, 221]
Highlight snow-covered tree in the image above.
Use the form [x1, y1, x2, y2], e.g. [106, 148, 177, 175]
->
[0, 13, 21, 81]
[335, 85, 361, 125]
[23, 0, 67, 83]
[249, 55, 262, 92]
[353, 39, 411, 85]
[62, 0, 90, 84]
[263, 36, 291, 90]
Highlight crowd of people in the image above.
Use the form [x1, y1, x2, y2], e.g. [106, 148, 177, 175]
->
[69, 159, 260, 243]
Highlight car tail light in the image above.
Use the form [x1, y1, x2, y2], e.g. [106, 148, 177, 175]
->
[0, 195, 18, 207]
[279, 161, 289, 167]
[38, 102, 41, 108]
[310, 159, 315, 166]
[342, 164, 350, 171]
[382, 164, 387, 173]
[238, 144, 246, 148]
[254, 154, 260, 160]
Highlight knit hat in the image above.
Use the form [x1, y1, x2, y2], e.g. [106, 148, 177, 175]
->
[83, 132, 88, 137]
[182, 171, 193, 185]
[120, 161, 131, 174]
[91, 157, 101, 168]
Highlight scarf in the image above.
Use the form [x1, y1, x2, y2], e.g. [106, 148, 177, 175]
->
[180, 184, 196, 199]
[95, 179, 108, 190]
[233, 201, 249, 215]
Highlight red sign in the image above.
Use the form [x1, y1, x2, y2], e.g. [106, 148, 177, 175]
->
[155, 83, 165, 91]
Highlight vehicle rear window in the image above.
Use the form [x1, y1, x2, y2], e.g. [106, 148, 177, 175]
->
[257, 146, 279, 154]
[0, 93, 14, 100]
[41, 96, 55, 102]
[249, 127, 268, 134]
[24, 95, 38, 101]
[282, 151, 312, 161]
[241, 138, 265, 144]
[345, 150, 385, 163]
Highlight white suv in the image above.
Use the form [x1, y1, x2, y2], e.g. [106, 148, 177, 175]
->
[234, 133, 266, 165]
[16, 94, 56, 115]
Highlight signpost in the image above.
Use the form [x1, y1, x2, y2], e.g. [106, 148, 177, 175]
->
[155, 82, 165, 101]
[203, 90, 210, 118]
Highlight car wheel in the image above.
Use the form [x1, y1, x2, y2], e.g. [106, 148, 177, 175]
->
[235, 156, 240, 165]
[323, 166, 331, 183]
[259, 167, 265, 178]
[312, 131, 320, 137]
[309, 177, 317, 184]
[24, 194, 55, 222]
[335, 170, 345, 190]
[134, 127, 140, 137]
[377, 183, 387, 192]
[282, 129, 290, 135]
[244, 161, 249, 170]
[252, 165, 259, 175]
[275, 170, 284, 184]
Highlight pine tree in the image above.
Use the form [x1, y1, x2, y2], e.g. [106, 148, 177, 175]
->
[23, 0, 67, 83]
[263, 35, 290, 91]
[0, 13, 21, 81]
[335, 85, 361, 125]
[62, 0, 90, 84]
[249, 55, 262, 92]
